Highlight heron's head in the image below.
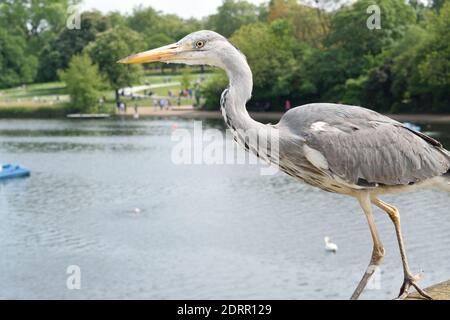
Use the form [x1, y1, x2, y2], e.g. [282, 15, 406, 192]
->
[118, 30, 234, 69]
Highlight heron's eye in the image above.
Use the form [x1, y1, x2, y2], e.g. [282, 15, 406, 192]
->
[195, 40, 205, 49]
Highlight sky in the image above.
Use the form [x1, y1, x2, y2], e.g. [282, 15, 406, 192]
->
[81, 0, 268, 19]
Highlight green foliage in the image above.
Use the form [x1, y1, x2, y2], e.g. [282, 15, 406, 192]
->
[0, 0, 73, 52]
[201, 71, 228, 110]
[206, 0, 261, 38]
[0, 106, 66, 118]
[127, 6, 202, 47]
[0, 0, 449, 114]
[326, 0, 416, 57]
[86, 26, 144, 97]
[299, 0, 419, 108]
[232, 20, 303, 102]
[268, 0, 331, 47]
[432, 0, 447, 11]
[58, 54, 104, 112]
[202, 18, 308, 108]
[362, 1, 450, 113]
[0, 28, 38, 88]
[180, 68, 192, 89]
[37, 11, 110, 82]
[201, 0, 450, 113]
[418, 2, 450, 86]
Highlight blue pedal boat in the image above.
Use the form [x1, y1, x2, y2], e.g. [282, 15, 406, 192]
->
[0, 164, 31, 180]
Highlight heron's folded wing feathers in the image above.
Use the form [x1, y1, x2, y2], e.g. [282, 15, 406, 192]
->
[278, 103, 450, 186]
[305, 123, 449, 186]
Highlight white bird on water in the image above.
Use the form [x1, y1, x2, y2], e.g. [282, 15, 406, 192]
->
[118, 30, 450, 300]
[324, 237, 338, 253]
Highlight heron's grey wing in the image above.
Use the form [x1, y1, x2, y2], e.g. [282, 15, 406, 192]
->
[278, 103, 450, 186]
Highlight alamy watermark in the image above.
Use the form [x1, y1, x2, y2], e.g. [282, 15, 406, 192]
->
[66, 265, 81, 290]
[171, 121, 280, 176]
[366, 5, 381, 30]
[66, 5, 81, 30]
[366, 265, 382, 290]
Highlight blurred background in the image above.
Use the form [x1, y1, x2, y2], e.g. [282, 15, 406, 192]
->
[0, 0, 449, 300]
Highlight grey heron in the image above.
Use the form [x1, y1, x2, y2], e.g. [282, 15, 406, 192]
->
[119, 30, 450, 300]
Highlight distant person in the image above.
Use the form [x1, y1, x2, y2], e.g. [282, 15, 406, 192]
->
[134, 102, 139, 119]
[159, 99, 164, 110]
[188, 88, 193, 98]
[285, 99, 292, 111]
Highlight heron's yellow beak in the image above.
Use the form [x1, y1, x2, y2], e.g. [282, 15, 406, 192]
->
[117, 43, 179, 64]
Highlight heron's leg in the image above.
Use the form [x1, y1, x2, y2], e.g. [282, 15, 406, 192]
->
[350, 192, 385, 300]
[372, 198, 432, 300]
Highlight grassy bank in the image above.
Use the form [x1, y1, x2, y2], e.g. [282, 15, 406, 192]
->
[0, 105, 67, 118]
[0, 72, 207, 118]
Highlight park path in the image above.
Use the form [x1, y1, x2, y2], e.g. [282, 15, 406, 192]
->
[120, 82, 180, 97]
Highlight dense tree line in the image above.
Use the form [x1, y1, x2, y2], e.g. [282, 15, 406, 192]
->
[202, 0, 450, 113]
[0, 0, 449, 113]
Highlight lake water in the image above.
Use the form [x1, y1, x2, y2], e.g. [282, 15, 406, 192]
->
[0, 118, 449, 300]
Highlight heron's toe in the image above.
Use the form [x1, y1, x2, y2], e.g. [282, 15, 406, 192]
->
[395, 273, 432, 300]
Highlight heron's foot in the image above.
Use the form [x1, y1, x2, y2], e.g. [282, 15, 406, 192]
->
[396, 272, 432, 300]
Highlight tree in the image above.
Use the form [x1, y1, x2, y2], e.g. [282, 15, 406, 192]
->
[364, 25, 430, 113]
[0, 0, 75, 51]
[58, 54, 104, 113]
[417, 1, 450, 90]
[127, 5, 160, 43]
[402, 1, 450, 112]
[300, 0, 417, 105]
[181, 68, 192, 90]
[268, 0, 331, 47]
[105, 11, 128, 27]
[361, 1, 450, 113]
[126, 6, 202, 73]
[0, 27, 37, 88]
[37, 11, 110, 82]
[86, 26, 144, 102]
[326, 0, 416, 58]
[127, 6, 202, 47]
[201, 71, 228, 110]
[431, 0, 447, 12]
[202, 19, 305, 109]
[206, 0, 260, 38]
[0, 0, 76, 85]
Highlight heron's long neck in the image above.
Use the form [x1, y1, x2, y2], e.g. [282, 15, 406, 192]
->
[220, 51, 264, 132]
